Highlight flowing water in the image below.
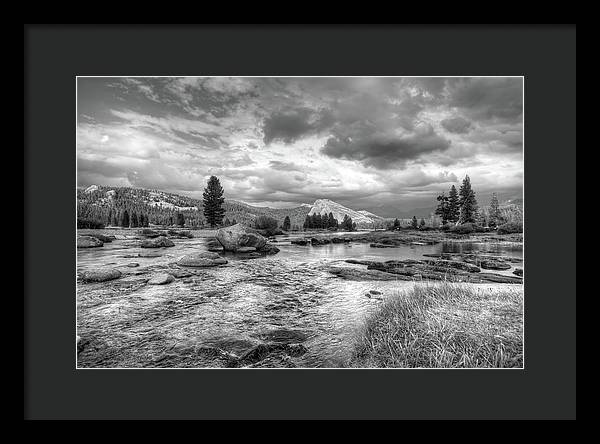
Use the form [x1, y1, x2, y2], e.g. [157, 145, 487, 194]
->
[76, 230, 523, 368]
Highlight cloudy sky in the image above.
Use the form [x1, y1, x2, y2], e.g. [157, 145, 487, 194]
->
[77, 77, 523, 217]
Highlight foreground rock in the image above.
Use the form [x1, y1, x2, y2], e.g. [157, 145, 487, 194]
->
[148, 273, 175, 285]
[216, 224, 267, 252]
[77, 236, 103, 248]
[177, 252, 228, 267]
[81, 268, 122, 283]
[513, 268, 524, 277]
[140, 236, 175, 248]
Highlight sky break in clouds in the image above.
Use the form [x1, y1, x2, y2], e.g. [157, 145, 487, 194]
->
[77, 77, 523, 217]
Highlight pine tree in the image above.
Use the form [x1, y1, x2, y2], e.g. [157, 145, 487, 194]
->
[327, 212, 335, 228]
[488, 193, 502, 228]
[448, 185, 460, 224]
[303, 215, 311, 230]
[435, 192, 450, 224]
[202, 176, 225, 228]
[393, 218, 400, 230]
[283, 216, 291, 231]
[420, 218, 426, 228]
[458, 175, 478, 224]
[411, 216, 418, 229]
[176, 212, 185, 227]
[121, 209, 130, 228]
[131, 211, 139, 228]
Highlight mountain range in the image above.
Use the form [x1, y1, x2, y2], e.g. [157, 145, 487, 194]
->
[77, 185, 386, 229]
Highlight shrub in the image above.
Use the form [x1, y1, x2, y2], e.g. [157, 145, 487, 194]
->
[77, 218, 105, 229]
[497, 222, 523, 234]
[254, 215, 279, 236]
[449, 223, 475, 234]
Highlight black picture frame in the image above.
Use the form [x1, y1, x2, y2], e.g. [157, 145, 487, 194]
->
[24, 24, 576, 420]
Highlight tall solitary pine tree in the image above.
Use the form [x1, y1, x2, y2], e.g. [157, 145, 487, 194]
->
[202, 176, 226, 228]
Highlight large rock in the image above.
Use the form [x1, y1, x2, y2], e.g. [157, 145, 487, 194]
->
[77, 236, 103, 248]
[140, 236, 175, 248]
[479, 259, 512, 270]
[89, 233, 115, 243]
[81, 268, 122, 283]
[148, 273, 175, 285]
[177, 252, 228, 267]
[216, 224, 267, 252]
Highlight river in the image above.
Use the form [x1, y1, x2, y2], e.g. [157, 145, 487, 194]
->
[76, 229, 523, 368]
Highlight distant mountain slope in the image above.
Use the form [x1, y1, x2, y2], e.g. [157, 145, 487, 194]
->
[308, 199, 378, 226]
[357, 209, 385, 220]
[76, 185, 311, 229]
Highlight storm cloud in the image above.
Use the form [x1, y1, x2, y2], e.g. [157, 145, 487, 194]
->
[77, 77, 523, 215]
[321, 123, 451, 169]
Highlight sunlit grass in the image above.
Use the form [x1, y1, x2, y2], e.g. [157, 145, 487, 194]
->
[349, 282, 523, 368]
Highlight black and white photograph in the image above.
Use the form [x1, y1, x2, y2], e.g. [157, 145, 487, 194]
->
[76, 76, 524, 369]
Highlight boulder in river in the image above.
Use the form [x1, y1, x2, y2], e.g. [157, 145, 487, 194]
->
[290, 239, 309, 246]
[479, 259, 512, 270]
[216, 224, 267, 252]
[177, 252, 228, 267]
[262, 244, 280, 255]
[81, 268, 122, 283]
[140, 236, 175, 248]
[513, 268, 524, 277]
[77, 236, 103, 248]
[148, 273, 175, 285]
[89, 233, 115, 243]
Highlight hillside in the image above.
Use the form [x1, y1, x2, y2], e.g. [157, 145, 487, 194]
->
[76, 185, 311, 229]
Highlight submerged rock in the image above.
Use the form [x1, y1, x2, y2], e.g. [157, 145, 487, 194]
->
[177, 252, 228, 267]
[290, 239, 309, 246]
[236, 246, 256, 253]
[238, 342, 308, 366]
[148, 273, 175, 285]
[140, 236, 175, 248]
[81, 268, 122, 283]
[370, 243, 397, 248]
[77, 236, 103, 248]
[127, 263, 140, 267]
[216, 224, 267, 252]
[138, 252, 163, 258]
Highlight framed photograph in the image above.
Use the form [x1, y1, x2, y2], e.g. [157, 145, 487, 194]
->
[25, 25, 576, 419]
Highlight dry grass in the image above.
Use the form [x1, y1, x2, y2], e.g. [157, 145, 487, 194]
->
[349, 282, 523, 368]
